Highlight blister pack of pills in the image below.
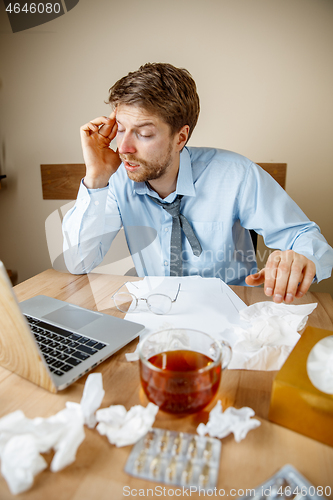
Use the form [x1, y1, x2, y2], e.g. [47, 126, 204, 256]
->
[238, 464, 330, 500]
[124, 428, 221, 490]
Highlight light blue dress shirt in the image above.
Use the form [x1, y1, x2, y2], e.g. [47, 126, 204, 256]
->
[62, 147, 333, 285]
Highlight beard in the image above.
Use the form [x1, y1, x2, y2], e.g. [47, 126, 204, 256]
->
[119, 142, 173, 183]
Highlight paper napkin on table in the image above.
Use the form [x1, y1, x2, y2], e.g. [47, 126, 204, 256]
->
[123, 276, 246, 359]
[96, 403, 159, 447]
[228, 302, 318, 370]
[0, 373, 105, 495]
[123, 277, 318, 372]
[197, 400, 261, 442]
[0, 373, 159, 495]
[125, 276, 246, 332]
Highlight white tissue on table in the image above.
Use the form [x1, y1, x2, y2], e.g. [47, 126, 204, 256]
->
[1, 434, 48, 496]
[0, 373, 105, 495]
[307, 335, 333, 395]
[197, 400, 261, 443]
[96, 402, 159, 447]
[79, 372, 105, 428]
[228, 302, 318, 371]
[123, 278, 318, 372]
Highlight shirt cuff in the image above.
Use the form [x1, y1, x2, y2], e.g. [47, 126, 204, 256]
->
[75, 179, 109, 214]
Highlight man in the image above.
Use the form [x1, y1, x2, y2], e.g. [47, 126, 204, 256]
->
[62, 63, 333, 303]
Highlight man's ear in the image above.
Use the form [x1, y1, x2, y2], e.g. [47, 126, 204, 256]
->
[175, 125, 190, 151]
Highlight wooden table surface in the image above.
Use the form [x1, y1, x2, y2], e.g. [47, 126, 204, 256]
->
[0, 269, 332, 500]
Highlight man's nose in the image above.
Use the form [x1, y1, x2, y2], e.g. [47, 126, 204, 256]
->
[117, 132, 136, 154]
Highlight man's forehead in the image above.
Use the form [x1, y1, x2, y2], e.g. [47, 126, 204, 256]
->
[115, 104, 162, 126]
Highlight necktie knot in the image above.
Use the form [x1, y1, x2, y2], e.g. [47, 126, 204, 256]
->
[160, 197, 182, 218]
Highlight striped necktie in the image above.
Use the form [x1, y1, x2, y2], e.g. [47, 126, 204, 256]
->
[148, 195, 202, 276]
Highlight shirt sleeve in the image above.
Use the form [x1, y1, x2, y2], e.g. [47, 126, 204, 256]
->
[237, 162, 333, 282]
[62, 179, 122, 274]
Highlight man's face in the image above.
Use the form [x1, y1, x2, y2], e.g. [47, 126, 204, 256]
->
[115, 104, 179, 183]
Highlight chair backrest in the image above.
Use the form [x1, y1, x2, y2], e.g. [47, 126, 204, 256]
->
[250, 163, 287, 250]
[41, 164, 136, 276]
[40, 162, 287, 200]
[40, 162, 287, 253]
[41, 164, 86, 200]
[256, 163, 287, 190]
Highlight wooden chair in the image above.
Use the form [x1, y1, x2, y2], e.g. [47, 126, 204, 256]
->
[41, 164, 86, 200]
[40, 163, 287, 200]
[41, 164, 134, 276]
[40, 162, 287, 253]
[250, 163, 287, 250]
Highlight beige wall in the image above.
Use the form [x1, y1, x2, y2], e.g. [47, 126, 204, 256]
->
[0, 0, 332, 295]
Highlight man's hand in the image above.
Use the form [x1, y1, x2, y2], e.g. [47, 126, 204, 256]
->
[80, 110, 121, 189]
[245, 250, 316, 303]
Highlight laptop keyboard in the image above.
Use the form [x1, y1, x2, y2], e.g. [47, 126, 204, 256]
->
[24, 315, 107, 377]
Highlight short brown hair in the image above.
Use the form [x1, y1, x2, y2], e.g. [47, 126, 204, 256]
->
[108, 63, 200, 142]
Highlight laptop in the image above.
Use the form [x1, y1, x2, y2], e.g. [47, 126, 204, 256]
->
[0, 261, 144, 392]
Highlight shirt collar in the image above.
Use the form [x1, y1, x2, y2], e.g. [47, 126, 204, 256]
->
[133, 147, 195, 200]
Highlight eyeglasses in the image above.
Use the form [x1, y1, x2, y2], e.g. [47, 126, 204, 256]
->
[111, 282, 181, 315]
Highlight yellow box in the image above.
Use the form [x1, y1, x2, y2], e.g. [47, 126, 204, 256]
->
[268, 326, 333, 447]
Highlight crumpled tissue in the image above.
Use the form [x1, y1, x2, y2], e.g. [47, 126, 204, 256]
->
[197, 401, 261, 442]
[0, 373, 105, 495]
[228, 301, 318, 370]
[307, 335, 333, 395]
[96, 402, 159, 447]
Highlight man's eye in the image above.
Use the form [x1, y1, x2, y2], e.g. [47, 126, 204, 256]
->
[139, 133, 153, 138]
[117, 129, 125, 134]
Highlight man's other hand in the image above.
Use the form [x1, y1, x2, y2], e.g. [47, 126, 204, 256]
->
[245, 250, 316, 303]
[80, 110, 121, 189]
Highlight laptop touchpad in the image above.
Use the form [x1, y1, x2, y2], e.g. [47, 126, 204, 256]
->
[43, 304, 101, 330]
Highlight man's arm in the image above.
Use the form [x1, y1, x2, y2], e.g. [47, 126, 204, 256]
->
[62, 112, 123, 274]
[62, 183, 122, 274]
[239, 162, 333, 303]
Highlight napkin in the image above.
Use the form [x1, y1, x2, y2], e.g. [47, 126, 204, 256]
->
[0, 373, 105, 495]
[307, 335, 333, 394]
[124, 277, 318, 371]
[197, 401, 261, 442]
[228, 302, 318, 371]
[123, 276, 246, 361]
[1, 434, 47, 495]
[96, 402, 159, 447]
[80, 372, 105, 428]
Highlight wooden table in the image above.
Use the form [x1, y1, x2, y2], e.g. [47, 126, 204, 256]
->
[1, 269, 332, 499]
